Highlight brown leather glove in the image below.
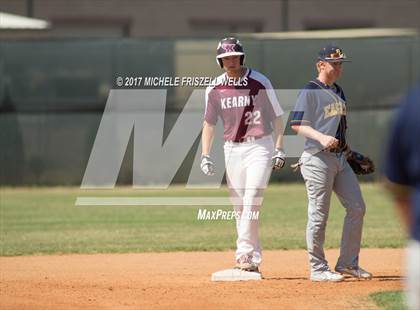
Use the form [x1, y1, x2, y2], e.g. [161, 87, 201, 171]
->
[346, 150, 375, 175]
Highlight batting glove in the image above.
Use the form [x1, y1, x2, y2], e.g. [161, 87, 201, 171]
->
[200, 155, 215, 176]
[272, 148, 286, 170]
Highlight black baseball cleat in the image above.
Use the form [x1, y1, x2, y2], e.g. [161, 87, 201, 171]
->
[234, 265, 260, 273]
[335, 266, 372, 279]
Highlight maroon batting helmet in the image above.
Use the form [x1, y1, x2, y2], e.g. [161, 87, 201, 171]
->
[216, 37, 245, 68]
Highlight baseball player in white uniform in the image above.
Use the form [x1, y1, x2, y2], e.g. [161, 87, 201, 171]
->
[201, 37, 285, 273]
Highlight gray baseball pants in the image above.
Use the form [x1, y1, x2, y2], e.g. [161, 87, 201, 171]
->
[300, 150, 366, 273]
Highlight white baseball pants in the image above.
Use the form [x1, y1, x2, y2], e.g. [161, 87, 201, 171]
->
[224, 135, 274, 265]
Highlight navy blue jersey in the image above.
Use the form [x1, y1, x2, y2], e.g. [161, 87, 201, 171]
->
[290, 79, 347, 153]
[384, 85, 420, 241]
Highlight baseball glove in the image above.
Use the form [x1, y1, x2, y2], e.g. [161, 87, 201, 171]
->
[346, 150, 375, 175]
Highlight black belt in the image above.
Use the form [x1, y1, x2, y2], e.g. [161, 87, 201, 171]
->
[326, 145, 349, 153]
[328, 148, 344, 153]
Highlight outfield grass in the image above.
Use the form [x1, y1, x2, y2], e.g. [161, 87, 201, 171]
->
[0, 183, 405, 256]
[370, 291, 407, 310]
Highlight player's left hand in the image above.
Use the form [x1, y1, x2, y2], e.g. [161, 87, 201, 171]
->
[272, 148, 286, 170]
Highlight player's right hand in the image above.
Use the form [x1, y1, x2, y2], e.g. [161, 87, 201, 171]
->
[319, 135, 339, 150]
[272, 148, 286, 170]
[200, 155, 215, 176]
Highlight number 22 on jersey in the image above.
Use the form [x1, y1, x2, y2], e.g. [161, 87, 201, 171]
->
[244, 111, 261, 125]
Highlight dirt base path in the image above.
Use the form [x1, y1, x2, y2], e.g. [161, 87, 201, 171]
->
[0, 249, 403, 309]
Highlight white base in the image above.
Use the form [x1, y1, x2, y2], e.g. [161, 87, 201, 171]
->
[211, 268, 262, 281]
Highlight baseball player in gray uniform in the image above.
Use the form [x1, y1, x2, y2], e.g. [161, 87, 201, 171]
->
[201, 37, 285, 273]
[290, 45, 372, 282]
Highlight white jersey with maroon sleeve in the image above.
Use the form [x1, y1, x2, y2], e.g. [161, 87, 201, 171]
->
[204, 68, 283, 142]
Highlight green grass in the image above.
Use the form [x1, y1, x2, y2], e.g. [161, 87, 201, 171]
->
[0, 183, 405, 256]
[370, 291, 407, 310]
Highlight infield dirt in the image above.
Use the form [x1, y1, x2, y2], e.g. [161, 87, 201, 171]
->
[0, 248, 403, 309]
